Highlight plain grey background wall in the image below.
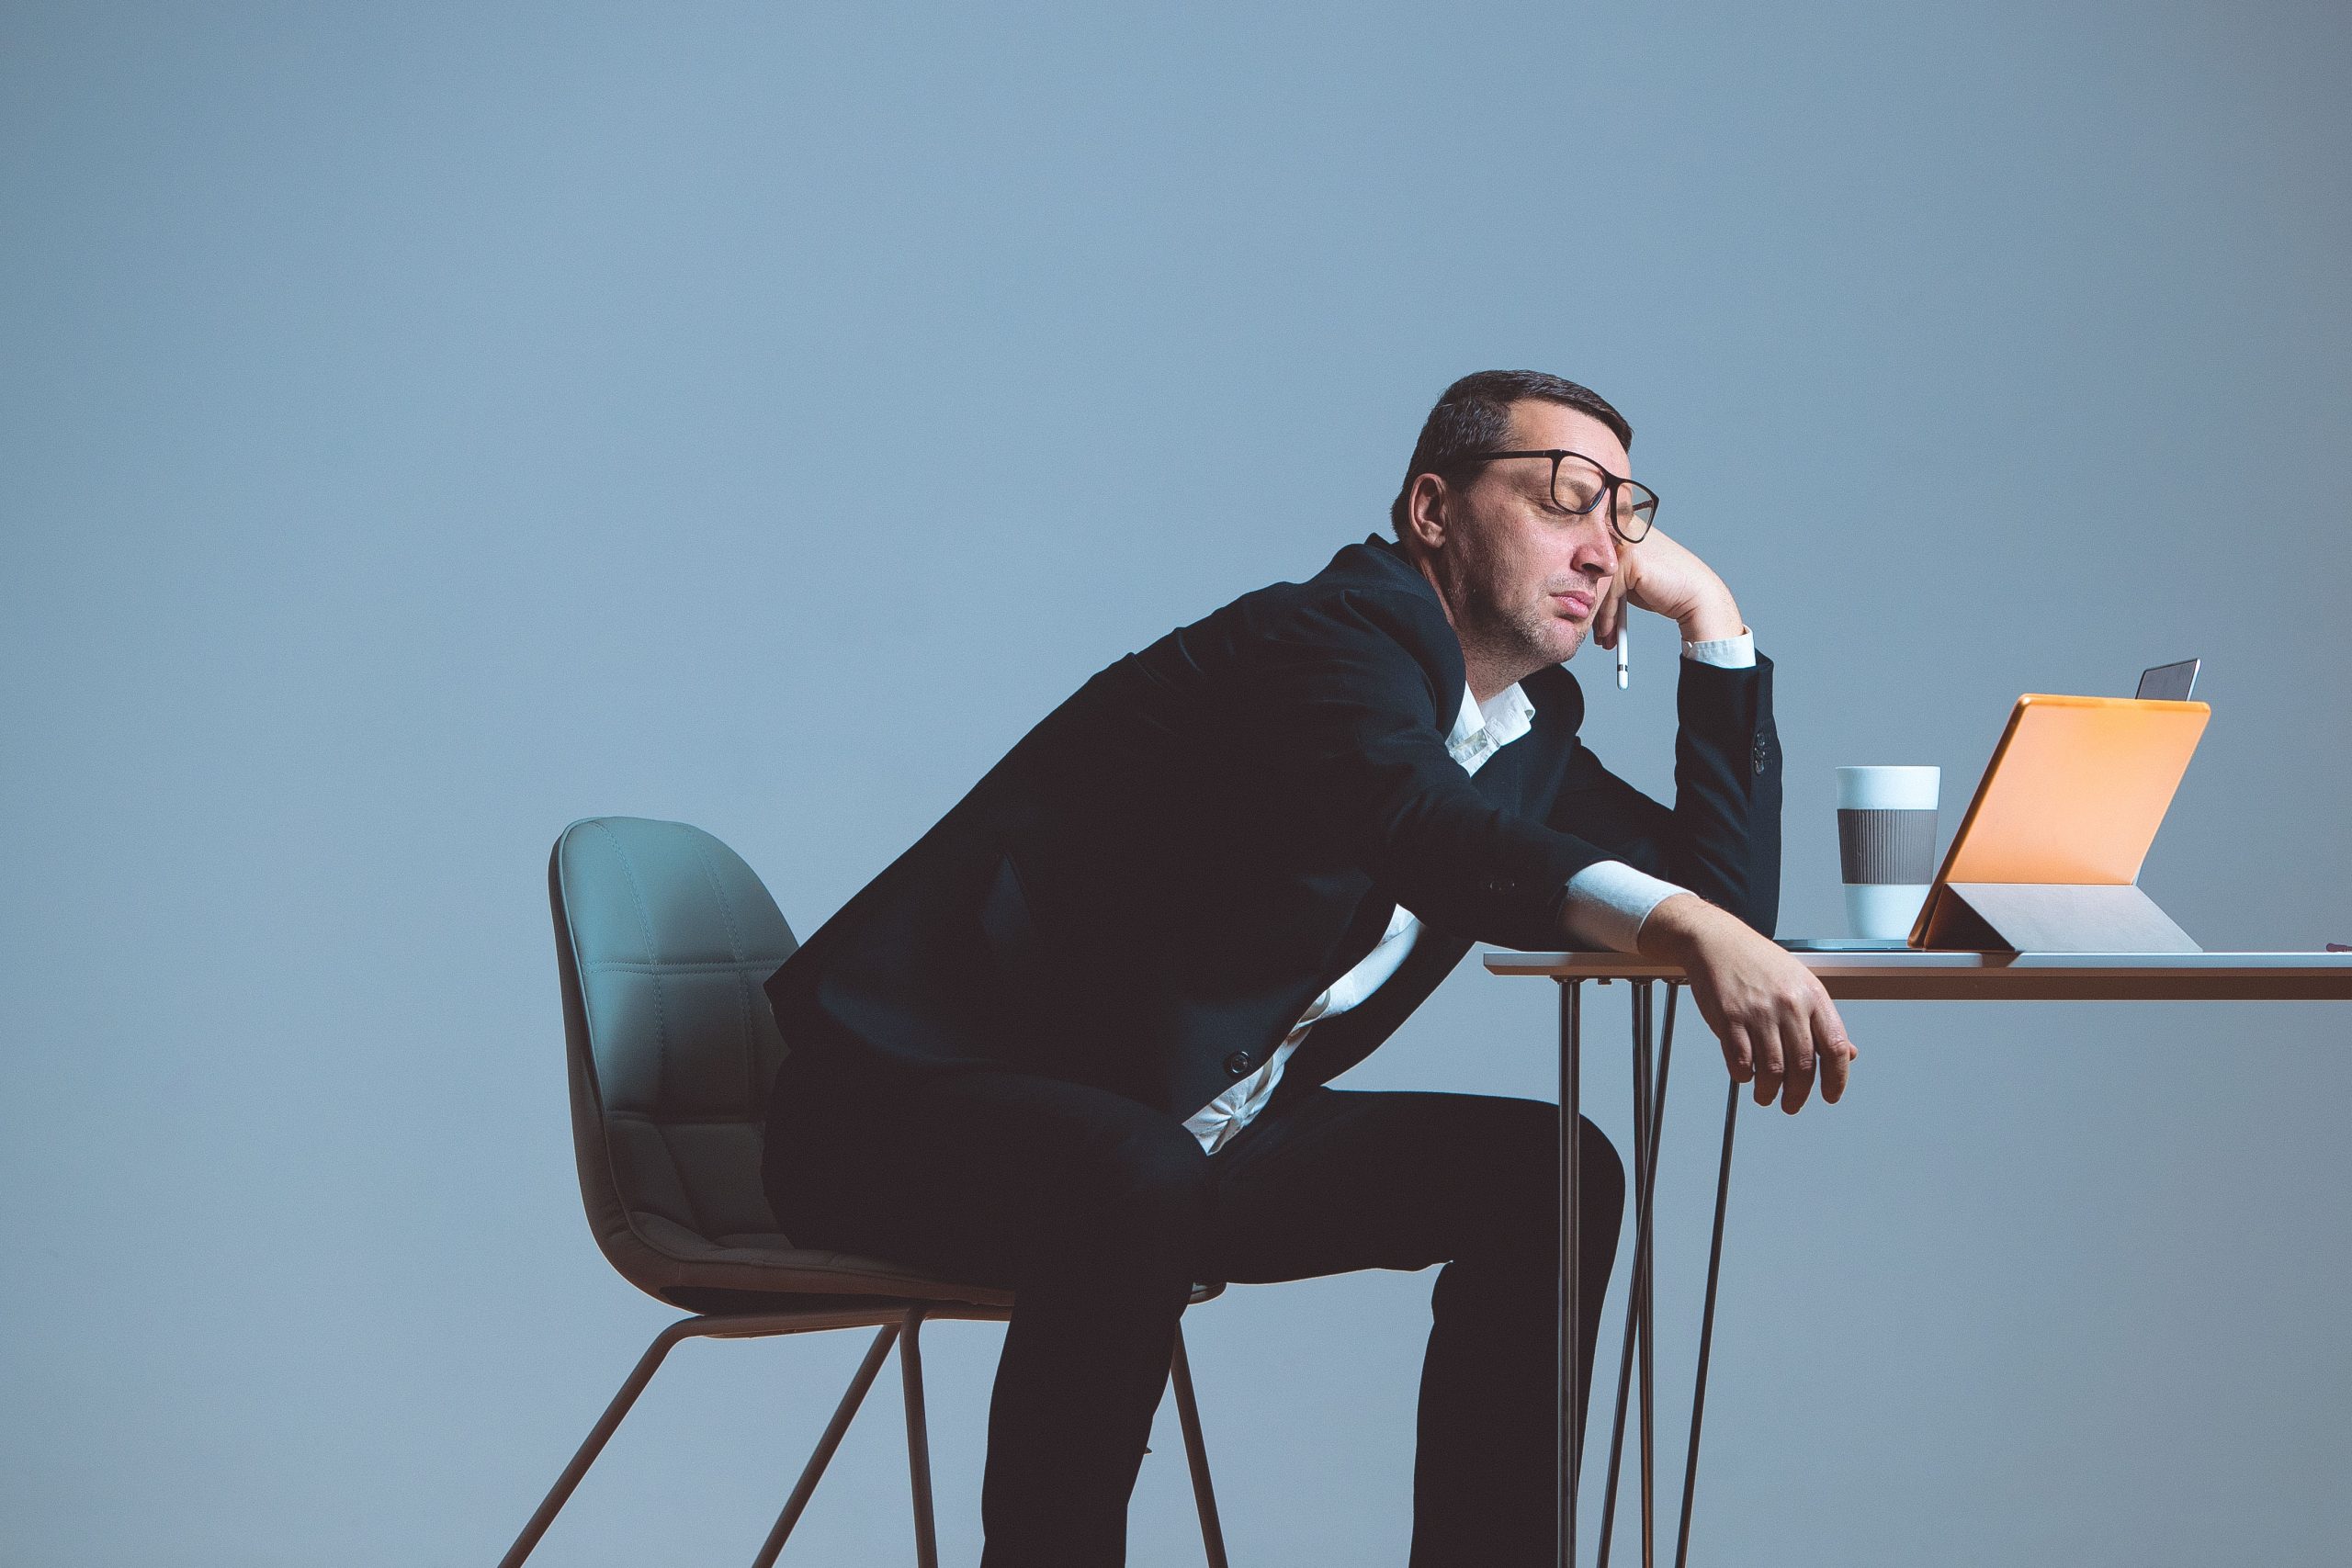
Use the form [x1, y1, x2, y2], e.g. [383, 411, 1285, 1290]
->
[5, 3, 2349, 1563]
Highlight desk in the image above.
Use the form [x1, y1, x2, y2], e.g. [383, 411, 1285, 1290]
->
[1482, 950, 2352, 1568]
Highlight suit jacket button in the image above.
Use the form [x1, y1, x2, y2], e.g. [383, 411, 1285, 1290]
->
[1224, 1051, 1252, 1077]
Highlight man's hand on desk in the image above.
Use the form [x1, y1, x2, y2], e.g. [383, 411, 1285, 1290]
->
[1636, 895, 1858, 1113]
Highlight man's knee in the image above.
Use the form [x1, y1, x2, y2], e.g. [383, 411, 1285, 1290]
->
[1476, 1099, 1623, 1222]
[1576, 1114, 1624, 1226]
[1420, 1100, 1622, 1273]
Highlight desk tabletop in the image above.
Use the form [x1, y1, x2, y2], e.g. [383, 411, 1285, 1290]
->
[1481, 950, 2352, 1001]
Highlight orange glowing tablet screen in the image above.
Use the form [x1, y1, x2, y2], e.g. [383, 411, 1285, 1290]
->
[1927, 694, 2210, 891]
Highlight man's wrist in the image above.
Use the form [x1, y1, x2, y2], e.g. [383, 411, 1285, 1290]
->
[1564, 861, 1690, 953]
[1680, 626, 1755, 669]
[1676, 588, 1744, 645]
[1635, 890, 1723, 964]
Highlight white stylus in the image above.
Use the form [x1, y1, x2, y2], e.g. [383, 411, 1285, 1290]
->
[1616, 618, 1629, 689]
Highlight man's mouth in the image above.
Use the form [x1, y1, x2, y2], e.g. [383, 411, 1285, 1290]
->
[1551, 590, 1595, 618]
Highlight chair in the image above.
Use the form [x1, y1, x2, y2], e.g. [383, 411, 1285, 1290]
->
[502, 816, 1228, 1567]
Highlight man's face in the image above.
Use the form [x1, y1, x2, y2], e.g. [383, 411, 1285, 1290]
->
[1418, 400, 1629, 672]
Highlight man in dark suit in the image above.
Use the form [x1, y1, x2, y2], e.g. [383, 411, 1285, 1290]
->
[762, 370, 1858, 1567]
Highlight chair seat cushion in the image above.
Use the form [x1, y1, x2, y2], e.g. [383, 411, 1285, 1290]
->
[621, 1211, 1221, 1314]
[624, 1211, 1017, 1307]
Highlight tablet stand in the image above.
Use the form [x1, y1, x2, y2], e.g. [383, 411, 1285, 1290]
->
[1917, 881, 2200, 953]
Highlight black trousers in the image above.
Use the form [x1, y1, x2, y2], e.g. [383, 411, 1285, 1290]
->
[764, 1067, 1624, 1568]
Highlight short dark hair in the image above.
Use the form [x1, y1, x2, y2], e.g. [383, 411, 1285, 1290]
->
[1388, 370, 1633, 539]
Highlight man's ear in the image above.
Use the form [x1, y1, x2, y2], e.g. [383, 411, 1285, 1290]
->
[1403, 472, 1450, 554]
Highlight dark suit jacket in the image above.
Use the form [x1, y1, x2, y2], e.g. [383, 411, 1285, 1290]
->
[763, 535, 1780, 1129]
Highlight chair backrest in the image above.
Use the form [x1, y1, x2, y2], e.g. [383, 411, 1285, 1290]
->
[548, 817, 799, 1303]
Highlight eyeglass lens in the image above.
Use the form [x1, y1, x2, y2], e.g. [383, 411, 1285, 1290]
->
[1551, 455, 1657, 541]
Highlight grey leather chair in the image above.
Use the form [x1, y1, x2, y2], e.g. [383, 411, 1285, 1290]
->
[502, 816, 1227, 1567]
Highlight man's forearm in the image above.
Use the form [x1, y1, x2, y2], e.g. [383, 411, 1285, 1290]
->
[1555, 626, 1773, 949]
[1668, 636, 1781, 934]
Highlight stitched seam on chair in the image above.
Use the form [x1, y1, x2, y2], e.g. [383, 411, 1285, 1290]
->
[689, 835, 749, 964]
[684, 834, 760, 1120]
[734, 969, 760, 1146]
[651, 1122, 708, 1236]
[588, 820, 692, 1232]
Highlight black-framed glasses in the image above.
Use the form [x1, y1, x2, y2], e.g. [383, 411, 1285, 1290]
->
[1444, 449, 1659, 544]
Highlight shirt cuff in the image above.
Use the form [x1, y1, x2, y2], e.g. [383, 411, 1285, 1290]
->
[1680, 626, 1755, 668]
[1560, 860, 1692, 953]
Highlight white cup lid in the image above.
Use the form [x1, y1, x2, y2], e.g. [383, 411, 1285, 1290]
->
[1837, 765, 1939, 810]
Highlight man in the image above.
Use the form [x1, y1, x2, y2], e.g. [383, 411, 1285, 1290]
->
[762, 369, 1858, 1566]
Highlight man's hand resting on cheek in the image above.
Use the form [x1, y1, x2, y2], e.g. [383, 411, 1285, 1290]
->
[1591, 523, 1747, 649]
[1635, 894, 1859, 1112]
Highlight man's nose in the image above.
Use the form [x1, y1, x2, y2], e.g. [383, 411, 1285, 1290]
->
[1576, 519, 1619, 576]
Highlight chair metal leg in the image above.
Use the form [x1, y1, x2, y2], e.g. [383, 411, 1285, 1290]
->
[899, 1307, 940, 1568]
[1168, 1323, 1230, 1568]
[748, 1324, 901, 1568]
[497, 1316, 706, 1568]
[504, 1301, 1225, 1568]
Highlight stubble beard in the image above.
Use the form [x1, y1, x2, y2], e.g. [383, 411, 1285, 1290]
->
[1460, 580, 1589, 680]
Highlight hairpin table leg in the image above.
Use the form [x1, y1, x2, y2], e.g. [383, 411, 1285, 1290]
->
[1640, 985, 1677, 1566]
[1596, 981, 1679, 1568]
[1673, 1077, 1741, 1568]
[1560, 977, 1583, 1568]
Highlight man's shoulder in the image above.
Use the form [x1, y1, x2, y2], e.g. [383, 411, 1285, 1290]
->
[1124, 533, 1461, 721]
[1304, 534, 1430, 595]
[1233, 535, 1452, 645]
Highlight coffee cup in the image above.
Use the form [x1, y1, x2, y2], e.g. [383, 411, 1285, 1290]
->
[1837, 766, 1939, 940]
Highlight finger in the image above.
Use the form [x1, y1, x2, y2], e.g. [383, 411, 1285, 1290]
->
[1607, 573, 1635, 640]
[1780, 1013, 1817, 1114]
[1749, 1021, 1784, 1105]
[1815, 998, 1856, 1104]
[1718, 1023, 1754, 1084]
[1598, 576, 1632, 649]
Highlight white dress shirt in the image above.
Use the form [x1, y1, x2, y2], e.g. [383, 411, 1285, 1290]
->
[1182, 628, 1757, 1153]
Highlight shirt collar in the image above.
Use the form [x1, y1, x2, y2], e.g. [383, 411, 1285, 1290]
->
[1444, 681, 1537, 771]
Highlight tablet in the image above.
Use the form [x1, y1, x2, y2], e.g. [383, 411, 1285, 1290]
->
[1908, 694, 2210, 948]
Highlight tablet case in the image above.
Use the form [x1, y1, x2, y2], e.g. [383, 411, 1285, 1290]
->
[1910, 694, 2211, 953]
